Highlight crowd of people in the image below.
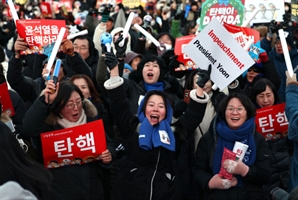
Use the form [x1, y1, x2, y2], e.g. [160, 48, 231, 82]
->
[1, 0, 298, 199]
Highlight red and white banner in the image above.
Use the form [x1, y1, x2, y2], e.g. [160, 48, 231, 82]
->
[16, 19, 67, 55]
[174, 35, 198, 71]
[40, 2, 52, 17]
[0, 82, 15, 117]
[41, 120, 107, 168]
[255, 103, 288, 140]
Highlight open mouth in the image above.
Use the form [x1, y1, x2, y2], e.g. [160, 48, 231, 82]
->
[231, 117, 240, 122]
[72, 113, 79, 118]
[150, 115, 159, 123]
[147, 73, 154, 78]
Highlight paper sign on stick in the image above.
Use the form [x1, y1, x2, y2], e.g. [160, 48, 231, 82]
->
[255, 103, 288, 140]
[183, 18, 254, 90]
[41, 120, 107, 168]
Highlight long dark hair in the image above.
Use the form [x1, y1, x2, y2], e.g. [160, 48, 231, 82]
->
[218, 93, 256, 122]
[0, 121, 52, 196]
[250, 78, 280, 107]
[69, 74, 102, 103]
[51, 81, 84, 117]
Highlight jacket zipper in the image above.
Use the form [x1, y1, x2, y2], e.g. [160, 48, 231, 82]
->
[149, 149, 161, 200]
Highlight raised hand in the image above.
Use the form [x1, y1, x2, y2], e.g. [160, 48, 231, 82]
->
[196, 64, 212, 88]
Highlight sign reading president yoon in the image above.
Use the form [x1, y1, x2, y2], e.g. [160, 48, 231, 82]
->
[183, 18, 254, 90]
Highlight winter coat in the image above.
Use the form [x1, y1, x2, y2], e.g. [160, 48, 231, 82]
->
[263, 137, 291, 195]
[285, 83, 298, 192]
[7, 53, 92, 105]
[105, 81, 209, 200]
[193, 115, 270, 200]
[261, 38, 298, 101]
[22, 96, 116, 200]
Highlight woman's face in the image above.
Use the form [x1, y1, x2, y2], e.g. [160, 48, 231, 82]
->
[192, 74, 212, 93]
[131, 56, 141, 70]
[145, 95, 166, 125]
[225, 98, 247, 130]
[246, 67, 260, 83]
[60, 91, 83, 122]
[256, 85, 275, 108]
[142, 61, 161, 84]
[72, 78, 91, 99]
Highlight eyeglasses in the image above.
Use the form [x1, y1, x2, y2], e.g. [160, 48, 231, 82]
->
[65, 100, 84, 110]
[226, 107, 246, 114]
[248, 67, 261, 73]
[74, 46, 88, 51]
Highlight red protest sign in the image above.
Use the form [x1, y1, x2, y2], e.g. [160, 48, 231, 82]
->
[16, 19, 67, 55]
[0, 82, 15, 117]
[255, 103, 288, 140]
[41, 120, 107, 168]
[40, 2, 52, 17]
[224, 23, 260, 47]
[174, 35, 199, 71]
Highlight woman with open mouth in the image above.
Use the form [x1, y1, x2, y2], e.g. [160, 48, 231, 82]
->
[193, 91, 270, 199]
[22, 81, 116, 199]
[103, 52, 210, 199]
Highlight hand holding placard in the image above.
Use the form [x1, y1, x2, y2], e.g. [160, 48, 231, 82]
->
[196, 64, 211, 88]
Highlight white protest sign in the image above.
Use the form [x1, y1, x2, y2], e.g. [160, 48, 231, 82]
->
[183, 18, 254, 90]
[244, 0, 285, 23]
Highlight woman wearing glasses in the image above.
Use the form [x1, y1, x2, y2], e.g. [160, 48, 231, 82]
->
[193, 92, 270, 200]
[22, 80, 116, 200]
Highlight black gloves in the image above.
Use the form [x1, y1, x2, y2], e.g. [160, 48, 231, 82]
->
[114, 35, 128, 59]
[173, 100, 188, 118]
[104, 51, 118, 70]
[196, 64, 211, 88]
[268, 20, 279, 37]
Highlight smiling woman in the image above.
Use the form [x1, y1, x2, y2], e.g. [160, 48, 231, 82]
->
[193, 92, 271, 199]
[22, 80, 116, 199]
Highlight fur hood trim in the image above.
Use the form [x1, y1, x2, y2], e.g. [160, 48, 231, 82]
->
[45, 99, 98, 126]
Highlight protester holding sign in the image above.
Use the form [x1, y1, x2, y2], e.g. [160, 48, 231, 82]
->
[7, 37, 92, 105]
[250, 78, 291, 195]
[261, 27, 298, 101]
[22, 81, 116, 199]
[284, 71, 298, 192]
[193, 93, 270, 199]
[103, 52, 210, 199]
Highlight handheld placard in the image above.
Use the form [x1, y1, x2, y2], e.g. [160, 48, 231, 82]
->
[119, 12, 135, 47]
[133, 24, 162, 50]
[100, 32, 112, 52]
[7, 0, 19, 24]
[278, 29, 294, 77]
[241, 8, 260, 27]
[43, 27, 66, 79]
[50, 59, 61, 93]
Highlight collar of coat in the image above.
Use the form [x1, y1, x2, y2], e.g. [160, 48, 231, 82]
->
[45, 98, 98, 126]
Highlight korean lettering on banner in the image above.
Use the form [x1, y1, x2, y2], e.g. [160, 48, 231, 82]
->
[16, 19, 67, 55]
[199, 0, 245, 31]
[291, 0, 298, 23]
[174, 35, 199, 71]
[41, 120, 107, 168]
[255, 103, 288, 141]
[40, 2, 52, 17]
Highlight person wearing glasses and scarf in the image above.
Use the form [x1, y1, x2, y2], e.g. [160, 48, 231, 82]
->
[22, 80, 116, 200]
[193, 92, 270, 200]
[230, 52, 280, 98]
